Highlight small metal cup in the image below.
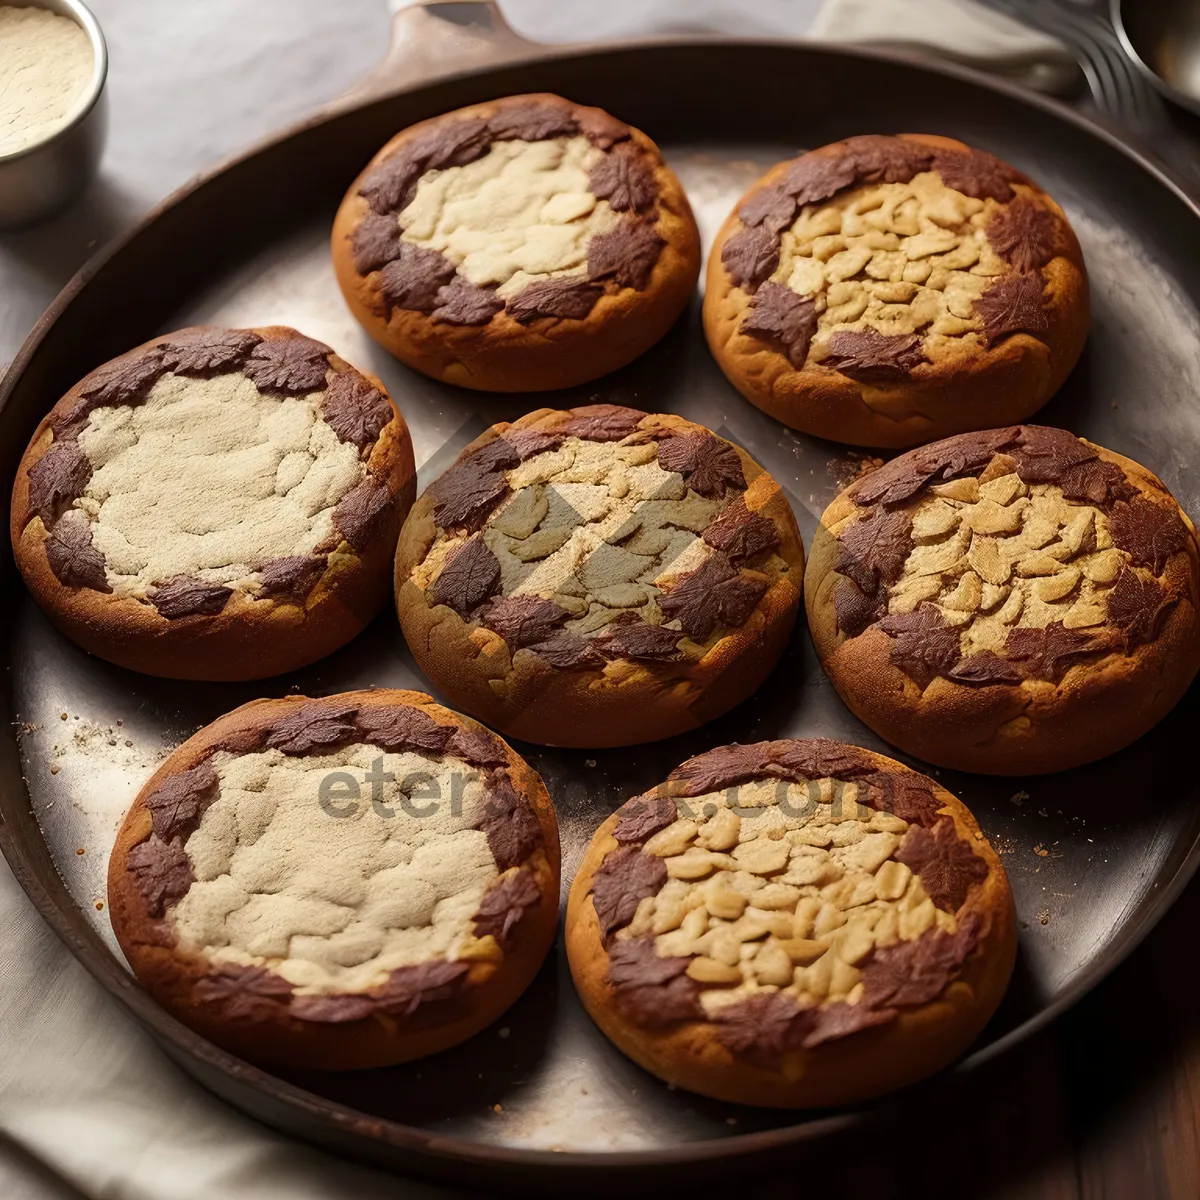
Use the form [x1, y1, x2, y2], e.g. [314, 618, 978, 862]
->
[0, 0, 108, 230]
[1114, 0, 1200, 118]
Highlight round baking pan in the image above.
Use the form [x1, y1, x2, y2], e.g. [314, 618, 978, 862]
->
[3, 0, 1200, 1188]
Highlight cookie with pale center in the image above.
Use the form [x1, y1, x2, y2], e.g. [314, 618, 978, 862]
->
[566, 738, 1015, 1108]
[10, 325, 416, 680]
[805, 426, 1200, 773]
[393, 403, 805, 747]
[107, 690, 560, 1071]
[704, 134, 1089, 448]
[332, 92, 700, 392]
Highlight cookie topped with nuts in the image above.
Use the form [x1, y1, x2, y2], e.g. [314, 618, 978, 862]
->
[107, 690, 559, 1071]
[806, 426, 1200, 773]
[394, 403, 805, 747]
[704, 134, 1088, 448]
[565, 739, 1015, 1108]
[333, 93, 700, 392]
[10, 326, 416, 680]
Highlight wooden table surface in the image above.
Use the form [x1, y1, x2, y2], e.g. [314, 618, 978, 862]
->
[1, 3, 1198, 1197]
[807, 873, 1200, 1200]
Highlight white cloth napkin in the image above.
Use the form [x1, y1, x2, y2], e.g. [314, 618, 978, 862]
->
[0, 856, 459, 1200]
[1, 3, 1076, 1198]
[397, 0, 1078, 94]
[809, 0, 1079, 94]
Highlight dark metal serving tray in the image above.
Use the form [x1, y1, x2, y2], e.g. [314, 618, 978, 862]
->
[3, 0, 1200, 1188]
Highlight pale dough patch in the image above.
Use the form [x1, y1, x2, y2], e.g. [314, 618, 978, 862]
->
[398, 136, 620, 297]
[74, 372, 365, 599]
[618, 776, 952, 1016]
[173, 745, 500, 994]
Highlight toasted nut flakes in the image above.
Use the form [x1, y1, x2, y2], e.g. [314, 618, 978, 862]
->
[995, 587, 1025, 625]
[510, 527, 570, 562]
[696, 807, 740, 851]
[734, 909, 795, 941]
[839, 831, 900, 874]
[792, 897, 822, 939]
[1063, 601, 1106, 629]
[1082, 549, 1122, 583]
[1017, 552, 1065, 578]
[978, 473, 1026, 506]
[969, 538, 1011, 586]
[942, 570, 982, 613]
[704, 885, 749, 921]
[932, 477, 980, 503]
[666, 850, 730, 880]
[1034, 567, 1080, 603]
[899, 897, 937, 940]
[965, 498, 1025, 536]
[912, 499, 961, 541]
[753, 943, 797, 986]
[875, 859, 913, 901]
[644, 819, 699, 858]
[874, 908, 899, 946]
[830, 958, 863, 996]
[693, 925, 742, 967]
[687, 956, 743, 984]
[751, 882, 803, 910]
[780, 937, 830, 965]
[732, 839, 792, 876]
[802, 952, 833, 998]
[814, 902, 848, 936]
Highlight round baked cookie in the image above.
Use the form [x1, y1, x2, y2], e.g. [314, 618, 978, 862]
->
[10, 326, 416, 681]
[107, 689, 559, 1071]
[394, 403, 805, 747]
[805, 426, 1200, 774]
[332, 92, 701, 392]
[704, 134, 1089, 448]
[566, 738, 1015, 1108]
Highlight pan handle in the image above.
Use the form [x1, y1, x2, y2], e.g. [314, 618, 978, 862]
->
[333, 0, 545, 108]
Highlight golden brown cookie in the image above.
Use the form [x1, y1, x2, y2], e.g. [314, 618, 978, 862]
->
[566, 738, 1015, 1108]
[394, 403, 805, 747]
[805, 426, 1200, 773]
[332, 93, 700, 392]
[10, 326, 416, 681]
[108, 689, 559, 1071]
[704, 134, 1089, 448]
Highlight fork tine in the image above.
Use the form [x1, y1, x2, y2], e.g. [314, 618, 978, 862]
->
[1054, 6, 1168, 124]
[1097, 38, 1161, 123]
[993, 1, 1142, 123]
[1060, 9, 1163, 121]
[982, 0, 1198, 180]
[1071, 36, 1125, 115]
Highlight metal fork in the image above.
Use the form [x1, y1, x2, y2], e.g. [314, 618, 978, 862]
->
[986, 0, 1166, 128]
[983, 0, 1200, 183]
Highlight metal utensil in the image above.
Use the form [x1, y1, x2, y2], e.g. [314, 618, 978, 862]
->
[1114, 0, 1200, 117]
[990, 0, 1167, 127]
[986, 0, 1199, 187]
[0, 0, 107, 230]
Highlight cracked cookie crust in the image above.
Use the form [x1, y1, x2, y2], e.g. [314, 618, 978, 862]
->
[332, 93, 700, 392]
[11, 325, 417, 681]
[805, 426, 1200, 773]
[703, 134, 1089, 448]
[565, 738, 1015, 1107]
[107, 689, 559, 1071]
[394, 403, 805, 747]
